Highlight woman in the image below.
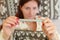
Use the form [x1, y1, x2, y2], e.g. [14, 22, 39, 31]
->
[0, 0, 60, 40]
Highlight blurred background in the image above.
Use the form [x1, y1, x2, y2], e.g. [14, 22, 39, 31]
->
[0, 0, 60, 33]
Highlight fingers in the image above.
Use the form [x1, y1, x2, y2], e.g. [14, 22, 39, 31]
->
[42, 17, 51, 22]
[42, 18, 56, 39]
[3, 16, 19, 28]
[3, 23, 12, 28]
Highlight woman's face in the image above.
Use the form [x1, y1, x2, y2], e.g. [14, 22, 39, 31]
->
[20, 1, 39, 19]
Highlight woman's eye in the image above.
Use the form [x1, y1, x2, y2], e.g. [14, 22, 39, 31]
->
[25, 7, 30, 10]
[33, 7, 36, 10]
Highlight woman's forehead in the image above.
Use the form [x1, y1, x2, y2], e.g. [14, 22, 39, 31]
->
[22, 1, 38, 7]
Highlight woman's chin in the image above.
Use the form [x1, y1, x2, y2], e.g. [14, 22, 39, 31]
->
[28, 17, 35, 19]
[25, 17, 35, 19]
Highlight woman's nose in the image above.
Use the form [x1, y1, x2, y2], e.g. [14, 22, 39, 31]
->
[30, 9, 34, 15]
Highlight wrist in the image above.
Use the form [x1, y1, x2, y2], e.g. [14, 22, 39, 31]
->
[48, 31, 60, 40]
[2, 30, 10, 40]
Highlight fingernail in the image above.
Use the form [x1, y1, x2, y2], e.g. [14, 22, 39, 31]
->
[11, 24, 14, 27]
[16, 17, 19, 21]
[17, 21, 19, 24]
[15, 21, 19, 25]
[15, 23, 17, 25]
[42, 22, 44, 26]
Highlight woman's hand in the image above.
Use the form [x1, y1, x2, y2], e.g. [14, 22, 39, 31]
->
[2, 16, 19, 40]
[42, 18, 56, 40]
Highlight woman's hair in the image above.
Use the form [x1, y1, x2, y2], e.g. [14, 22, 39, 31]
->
[16, 0, 40, 19]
